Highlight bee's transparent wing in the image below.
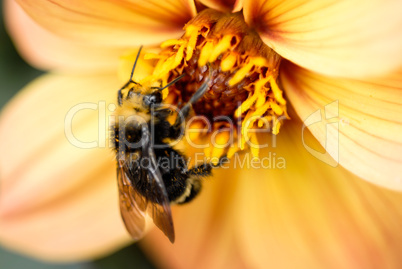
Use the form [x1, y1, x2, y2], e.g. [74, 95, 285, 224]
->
[117, 125, 175, 243]
[117, 159, 147, 240]
[141, 127, 175, 243]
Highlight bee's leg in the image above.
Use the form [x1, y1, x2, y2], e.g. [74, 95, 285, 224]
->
[117, 87, 125, 106]
[178, 156, 227, 204]
[177, 165, 212, 205]
[170, 81, 209, 138]
[187, 155, 228, 177]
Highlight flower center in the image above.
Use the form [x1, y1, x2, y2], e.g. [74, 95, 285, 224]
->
[138, 9, 288, 159]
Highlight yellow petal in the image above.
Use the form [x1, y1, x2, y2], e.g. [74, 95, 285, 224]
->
[141, 166, 242, 269]
[244, 0, 402, 78]
[118, 48, 155, 83]
[0, 73, 131, 261]
[281, 62, 402, 190]
[141, 117, 402, 269]
[236, 120, 402, 269]
[5, 0, 124, 72]
[15, 0, 196, 46]
[198, 0, 243, 13]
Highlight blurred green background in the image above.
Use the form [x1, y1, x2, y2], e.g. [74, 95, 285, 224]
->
[0, 1, 155, 268]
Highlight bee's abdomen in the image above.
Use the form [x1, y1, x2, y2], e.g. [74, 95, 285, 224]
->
[154, 147, 190, 202]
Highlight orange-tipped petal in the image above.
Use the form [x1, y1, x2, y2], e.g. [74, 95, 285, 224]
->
[281, 62, 402, 190]
[5, 0, 126, 72]
[0, 73, 132, 261]
[15, 0, 196, 46]
[198, 0, 243, 13]
[141, 117, 402, 269]
[244, 0, 402, 78]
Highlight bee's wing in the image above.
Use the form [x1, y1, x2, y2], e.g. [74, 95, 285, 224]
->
[117, 125, 175, 243]
[117, 159, 147, 240]
[142, 129, 175, 243]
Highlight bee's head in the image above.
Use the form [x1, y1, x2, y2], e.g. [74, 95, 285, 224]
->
[142, 91, 162, 108]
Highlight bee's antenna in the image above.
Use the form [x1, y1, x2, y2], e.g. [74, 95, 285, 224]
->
[129, 46, 143, 82]
[117, 46, 143, 106]
[152, 73, 186, 92]
[160, 74, 186, 90]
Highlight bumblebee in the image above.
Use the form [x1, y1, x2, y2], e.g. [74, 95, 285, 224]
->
[112, 47, 221, 243]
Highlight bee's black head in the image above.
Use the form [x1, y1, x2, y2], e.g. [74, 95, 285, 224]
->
[143, 91, 163, 107]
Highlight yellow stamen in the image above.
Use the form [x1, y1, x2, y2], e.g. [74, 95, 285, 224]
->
[258, 116, 272, 128]
[221, 53, 237, 72]
[211, 131, 230, 164]
[253, 102, 271, 118]
[131, 9, 289, 160]
[235, 91, 257, 118]
[209, 35, 236, 63]
[198, 41, 214, 67]
[270, 78, 286, 105]
[229, 57, 268, 86]
[185, 25, 199, 61]
[272, 120, 282, 135]
[270, 101, 283, 115]
[229, 62, 253, 86]
[234, 76, 269, 118]
[187, 121, 207, 142]
[161, 39, 185, 48]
